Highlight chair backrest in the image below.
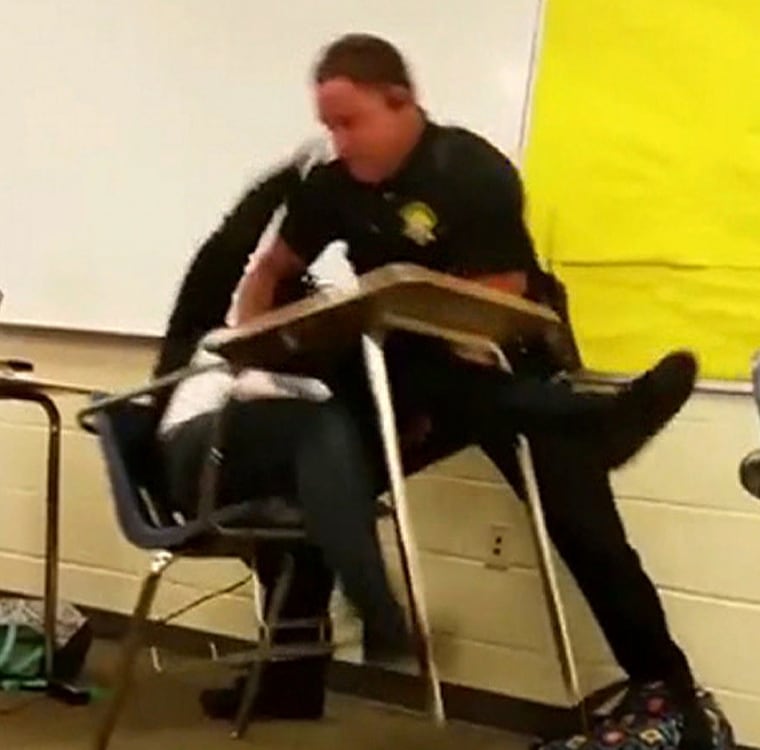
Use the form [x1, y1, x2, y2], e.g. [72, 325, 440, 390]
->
[86, 394, 173, 548]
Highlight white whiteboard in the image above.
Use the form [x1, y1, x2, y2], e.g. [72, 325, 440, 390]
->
[0, 0, 542, 335]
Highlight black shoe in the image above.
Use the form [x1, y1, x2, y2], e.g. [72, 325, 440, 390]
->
[679, 697, 714, 750]
[666, 677, 716, 750]
[602, 351, 697, 469]
[201, 675, 325, 722]
[362, 610, 416, 672]
[603, 680, 666, 724]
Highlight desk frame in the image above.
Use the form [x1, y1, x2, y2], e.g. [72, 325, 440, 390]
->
[358, 318, 583, 726]
[79, 264, 589, 734]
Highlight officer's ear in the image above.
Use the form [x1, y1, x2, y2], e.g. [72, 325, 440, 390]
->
[384, 84, 414, 110]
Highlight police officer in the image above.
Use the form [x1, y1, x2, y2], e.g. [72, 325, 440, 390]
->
[154, 140, 420, 723]
[229, 34, 711, 750]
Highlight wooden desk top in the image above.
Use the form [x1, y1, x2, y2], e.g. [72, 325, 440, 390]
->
[209, 264, 563, 375]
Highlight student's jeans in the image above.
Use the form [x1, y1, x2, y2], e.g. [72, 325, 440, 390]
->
[160, 397, 399, 714]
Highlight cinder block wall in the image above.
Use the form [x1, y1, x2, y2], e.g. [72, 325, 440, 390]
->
[2, 327, 758, 743]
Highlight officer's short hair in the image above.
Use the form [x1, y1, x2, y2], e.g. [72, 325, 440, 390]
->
[314, 34, 414, 92]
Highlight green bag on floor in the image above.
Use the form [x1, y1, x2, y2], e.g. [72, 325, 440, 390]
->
[0, 623, 46, 685]
[0, 597, 92, 690]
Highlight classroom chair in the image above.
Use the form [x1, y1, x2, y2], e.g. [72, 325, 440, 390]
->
[78, 393, 335, 749]
[77, 387, 431, 750]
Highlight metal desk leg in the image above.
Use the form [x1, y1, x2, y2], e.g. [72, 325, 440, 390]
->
[361, 332, 445, 725]
[517, 436, 586, 729]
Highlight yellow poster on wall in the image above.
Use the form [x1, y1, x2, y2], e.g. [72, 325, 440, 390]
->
[524, 0, 760, 378]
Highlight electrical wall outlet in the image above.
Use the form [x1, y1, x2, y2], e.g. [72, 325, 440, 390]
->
[485, 524, 509, 569]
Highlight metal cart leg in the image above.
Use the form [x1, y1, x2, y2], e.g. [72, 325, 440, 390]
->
[39, 394, 61, 684]
[361, 332, 445, 725]
[0, 389, 89, 704]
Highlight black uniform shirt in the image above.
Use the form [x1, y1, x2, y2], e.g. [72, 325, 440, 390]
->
[280, 119, 540, 282]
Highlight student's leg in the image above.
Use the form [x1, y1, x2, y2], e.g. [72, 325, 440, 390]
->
[216, 398, 407, 647]
[162, 409, 334, 720]
[161, 399, 407, 714]
[201, 540, 335, 721]
[164, 398, 404, 641]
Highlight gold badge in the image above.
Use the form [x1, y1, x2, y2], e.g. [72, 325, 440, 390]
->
[399, 201, 437, 246]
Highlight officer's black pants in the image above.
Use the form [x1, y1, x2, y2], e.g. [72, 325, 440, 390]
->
[374, 345, 694, 688]
[320, 340, 695, 690]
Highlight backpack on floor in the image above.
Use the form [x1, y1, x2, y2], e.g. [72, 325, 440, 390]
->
[0, 597, 92, 690]
[537, 683, 735, 750]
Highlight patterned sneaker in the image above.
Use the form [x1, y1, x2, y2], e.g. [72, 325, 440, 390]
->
[534, 682, 734, 750]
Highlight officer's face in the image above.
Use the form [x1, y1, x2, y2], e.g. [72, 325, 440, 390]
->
[316, 77, 413, 184]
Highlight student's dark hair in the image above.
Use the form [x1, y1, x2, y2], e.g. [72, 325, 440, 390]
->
[313, 34, 414, 91]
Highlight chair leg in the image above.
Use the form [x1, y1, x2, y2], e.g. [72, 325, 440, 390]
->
[516, 437, 587, 731]
[232, 552, 295, 740]
[92, 551, 172, 750]
[362, 333, 445, 726]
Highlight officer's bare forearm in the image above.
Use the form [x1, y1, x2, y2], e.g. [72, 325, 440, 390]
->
[230, 239, 305, 326]
[473, 271, 528, 297]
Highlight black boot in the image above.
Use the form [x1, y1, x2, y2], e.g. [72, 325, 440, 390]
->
[201, 657, 329, 722]
[362, 605, 415, 671]
[601, 351, 697, 469]
[668, 680, 714, 750]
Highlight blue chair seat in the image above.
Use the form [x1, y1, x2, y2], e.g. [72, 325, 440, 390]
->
[78, 392, 329, 749]
[82, 394, 306, 555]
